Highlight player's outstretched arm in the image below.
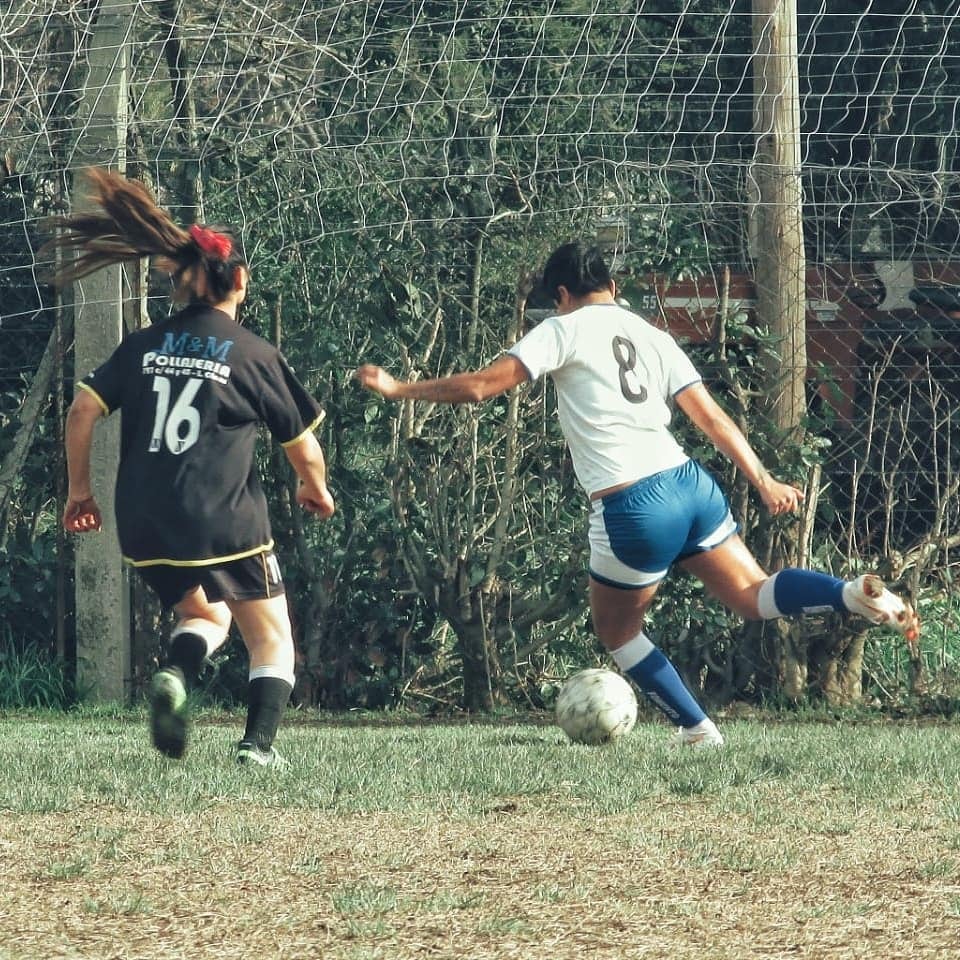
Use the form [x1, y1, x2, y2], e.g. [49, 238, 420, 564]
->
[675, 382, 804, 517]
[355, 355, 529, 404]
[284, 433, 335, 519]
[63, 389, 104, 533]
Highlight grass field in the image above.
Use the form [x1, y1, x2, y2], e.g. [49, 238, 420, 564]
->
[2, 710, 959, 960]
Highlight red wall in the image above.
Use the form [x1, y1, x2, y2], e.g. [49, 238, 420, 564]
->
[644, 261, 960, 422]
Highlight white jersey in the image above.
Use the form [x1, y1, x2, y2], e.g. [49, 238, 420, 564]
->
[508, 302, 701, 497]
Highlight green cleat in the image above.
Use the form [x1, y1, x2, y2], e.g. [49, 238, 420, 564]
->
[149, 668, 189, 759]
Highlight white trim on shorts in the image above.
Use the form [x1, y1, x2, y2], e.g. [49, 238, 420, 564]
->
[587, 498, 738, 590]
[696, 512, 738, 550]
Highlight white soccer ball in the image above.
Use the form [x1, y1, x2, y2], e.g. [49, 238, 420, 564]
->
[555, 668, 638, 745]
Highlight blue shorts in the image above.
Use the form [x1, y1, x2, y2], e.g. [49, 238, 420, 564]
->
[588, 459, 739, 589]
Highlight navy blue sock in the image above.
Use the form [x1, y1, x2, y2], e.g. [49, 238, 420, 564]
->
[769, 568, 846, 617]
[624, 649, 706, 728]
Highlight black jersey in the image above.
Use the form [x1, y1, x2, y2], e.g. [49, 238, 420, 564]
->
[79, 304, 324, 566]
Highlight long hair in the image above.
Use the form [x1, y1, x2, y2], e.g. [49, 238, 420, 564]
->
[45, 168, 246, 304]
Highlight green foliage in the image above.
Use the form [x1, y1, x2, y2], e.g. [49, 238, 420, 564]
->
[864, 590, 960, 716]
[0, 637, 82, 709]
[0, 167, 70, 698]
[4, 3, 960, 714]
[0, 170, 54, 406]
[0, 529, 54, 613]
[0, 512, 64, 659]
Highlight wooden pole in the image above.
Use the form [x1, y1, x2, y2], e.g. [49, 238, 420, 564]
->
[750, 0, 807, 436]
[72, 1, 136, 703]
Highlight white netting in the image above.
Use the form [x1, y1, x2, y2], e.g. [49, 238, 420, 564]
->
[2, 5, 956, 282]
[2, 1, 960, 570]
[3, 7, 956, 249]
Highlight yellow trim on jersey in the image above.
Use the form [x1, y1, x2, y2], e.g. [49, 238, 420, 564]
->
[280, 410, 326, 448]
[78, 381, 110, 416]
[123, 540, 275, 568]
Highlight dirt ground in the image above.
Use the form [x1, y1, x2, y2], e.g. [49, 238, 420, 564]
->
[2, 793, 958, 960]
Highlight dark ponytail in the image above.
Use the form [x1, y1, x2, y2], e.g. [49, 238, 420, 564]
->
[46, 168, 246, 304]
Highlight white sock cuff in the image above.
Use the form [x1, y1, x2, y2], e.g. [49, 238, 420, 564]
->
[756, 574, 783, 620]
[249, 664, 295, 688]
[610, 631, 656, 671]
[171, 620, 225, 652]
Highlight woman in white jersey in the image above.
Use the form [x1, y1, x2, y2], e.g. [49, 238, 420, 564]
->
[356, 241, 919, 747]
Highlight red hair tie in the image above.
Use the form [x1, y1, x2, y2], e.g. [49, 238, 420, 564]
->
[189, 224, 233, 260]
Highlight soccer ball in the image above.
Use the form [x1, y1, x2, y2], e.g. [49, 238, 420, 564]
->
[555, 668, 638, 745]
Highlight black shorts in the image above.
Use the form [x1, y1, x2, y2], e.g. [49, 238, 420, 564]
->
[134, 550, 286, 608]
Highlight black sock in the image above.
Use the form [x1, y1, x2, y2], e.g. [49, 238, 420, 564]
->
[166, 631, 209, 687]
[242, 676, 293, 751]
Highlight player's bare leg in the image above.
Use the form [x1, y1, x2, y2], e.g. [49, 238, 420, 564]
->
[682, 538, 920, 643]
[678, 535, 768, 619]
[170, 587, 233, 681]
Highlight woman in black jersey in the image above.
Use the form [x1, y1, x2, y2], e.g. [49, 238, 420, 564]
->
[53, 169, 335, 767]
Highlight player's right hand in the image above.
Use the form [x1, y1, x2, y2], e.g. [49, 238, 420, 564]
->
[355, 365, 399, 399]
[297, 483, 335, 519]
[63, 495, 103, 533]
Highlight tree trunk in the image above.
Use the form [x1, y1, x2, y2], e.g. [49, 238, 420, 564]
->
[777, 621, 808, 702]
[453, 612, 505, 713]
[72, 0, 135, 703]
[747, 0, 815, 700]
[809, 621, 867, 706]
[0, 311, 74, 535]
[158, 0, 204, 221]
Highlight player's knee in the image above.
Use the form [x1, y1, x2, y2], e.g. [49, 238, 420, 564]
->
[240, 618, 294, 663]
[181, 607, 231, 637]
[173, 616, 231, 655]
[733, 581, 764, 619]
[245, 635, 295, 678]
[175, 589, 230, 625]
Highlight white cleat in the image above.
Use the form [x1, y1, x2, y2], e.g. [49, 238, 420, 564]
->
[668, 723, 724, 750]
[842, 574, 920, 645]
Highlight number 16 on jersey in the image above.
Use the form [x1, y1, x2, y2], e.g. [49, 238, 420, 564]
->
[149, 376, 203, 455]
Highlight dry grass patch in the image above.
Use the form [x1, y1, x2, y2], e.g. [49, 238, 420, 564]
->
[3, 790, 959, 960]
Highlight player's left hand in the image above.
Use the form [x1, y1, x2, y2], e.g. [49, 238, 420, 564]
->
[63, 495, 103, 533]
[757, 476, 804, 516]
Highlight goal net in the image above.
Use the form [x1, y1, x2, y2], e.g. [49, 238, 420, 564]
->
[3, 1, 959, 603]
